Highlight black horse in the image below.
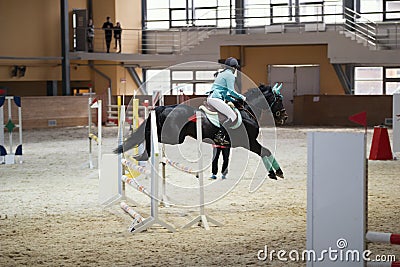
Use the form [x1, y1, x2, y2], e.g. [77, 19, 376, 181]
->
[116, 84, 288, 179]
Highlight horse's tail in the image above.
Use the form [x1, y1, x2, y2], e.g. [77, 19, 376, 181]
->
[113, 118, 148, 154]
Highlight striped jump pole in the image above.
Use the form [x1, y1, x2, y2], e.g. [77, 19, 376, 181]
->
[88, 96, 102, 171]
[366, 231, 400, 245]
[182, 111, 222, 231]
[121, 110, 175, 234]
[367, 261, 400, 267]
[120, 202, 144, 231]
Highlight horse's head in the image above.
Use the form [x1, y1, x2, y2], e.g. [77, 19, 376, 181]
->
[259, 83, 288, 126]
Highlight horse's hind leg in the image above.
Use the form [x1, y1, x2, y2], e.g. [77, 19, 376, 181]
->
[251, 141, 284, 179]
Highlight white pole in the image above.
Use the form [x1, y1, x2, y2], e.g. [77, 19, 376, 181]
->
[107, 87, 112, 124]
[97, 100, 102, 172]
[117, 105, 126, 195]
[393, 91, 400, 155]
[197, 111, 206, 219]
[18, 104, 22, 150]
[0, 99, 4, 149]
[7, 97, 12, 154]
[150, 110, 159, 218]
[88, 96, 93, 169]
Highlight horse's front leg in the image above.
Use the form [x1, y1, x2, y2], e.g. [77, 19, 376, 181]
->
[250, 140, 284, 180]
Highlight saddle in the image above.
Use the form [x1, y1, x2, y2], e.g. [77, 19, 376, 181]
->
[199, 101, 242, 130]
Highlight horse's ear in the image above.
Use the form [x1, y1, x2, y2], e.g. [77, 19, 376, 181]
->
[272, 83, 283, 95]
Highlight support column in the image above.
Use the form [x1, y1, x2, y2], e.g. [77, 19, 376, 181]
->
[61, 0, 71, 95]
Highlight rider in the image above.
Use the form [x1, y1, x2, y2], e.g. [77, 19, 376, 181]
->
[207, 57, 246, 145]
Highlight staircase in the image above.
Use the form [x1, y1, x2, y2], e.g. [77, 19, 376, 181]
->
[339, 7, 400, 51]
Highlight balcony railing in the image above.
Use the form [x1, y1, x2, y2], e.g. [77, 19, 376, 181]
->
[72, 4, 400, 54]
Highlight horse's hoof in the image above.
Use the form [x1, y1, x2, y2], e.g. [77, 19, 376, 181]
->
[276, 169, 284, 179]
[268, 170, 277, 180]
[134, 153, 149, 161]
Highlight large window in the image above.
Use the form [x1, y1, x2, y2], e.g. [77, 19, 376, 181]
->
[144, 0, 399, 29]
[354, 67, 383, 95]
[145, 69, 216, 95]
[354, 67, 400, 95]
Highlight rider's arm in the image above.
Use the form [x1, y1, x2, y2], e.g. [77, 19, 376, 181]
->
[225, 72, 246, 101]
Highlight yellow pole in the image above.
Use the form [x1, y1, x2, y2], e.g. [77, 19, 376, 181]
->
[117, 95, 122, 126]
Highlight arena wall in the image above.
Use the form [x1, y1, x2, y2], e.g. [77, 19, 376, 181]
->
[294, 95, 392, 126]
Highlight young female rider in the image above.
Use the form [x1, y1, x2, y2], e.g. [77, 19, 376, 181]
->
[207, 57, 246, 145]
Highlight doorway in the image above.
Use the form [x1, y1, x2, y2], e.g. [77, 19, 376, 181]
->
[268, 65, 320, 124]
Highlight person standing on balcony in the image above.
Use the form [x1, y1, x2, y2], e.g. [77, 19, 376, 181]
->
[102, 16, 113, 53]
[114, 22, 122, 53]
[87, 18, 94, 52]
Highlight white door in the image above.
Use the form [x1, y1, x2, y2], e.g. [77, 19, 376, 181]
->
[269, 66, 295, 124]
[269, 65, 320, 124]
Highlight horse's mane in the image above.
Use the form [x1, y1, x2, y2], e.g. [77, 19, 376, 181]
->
[244, 84, 272, 98]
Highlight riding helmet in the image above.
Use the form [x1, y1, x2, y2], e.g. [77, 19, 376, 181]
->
[224, 57, 240, 69]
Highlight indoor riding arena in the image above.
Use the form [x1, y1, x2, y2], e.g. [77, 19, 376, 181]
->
[1, 1, 400, 267]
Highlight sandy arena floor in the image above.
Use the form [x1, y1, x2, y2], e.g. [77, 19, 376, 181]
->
[0, 126, 399, 266]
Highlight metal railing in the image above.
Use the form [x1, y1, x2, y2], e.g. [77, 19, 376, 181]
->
[343, 7, 378, 49]
[75, 26, 216, 55]
[73, 4, 400, 54]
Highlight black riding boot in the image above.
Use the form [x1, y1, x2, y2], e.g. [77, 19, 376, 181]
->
[213, 119, 236, 145]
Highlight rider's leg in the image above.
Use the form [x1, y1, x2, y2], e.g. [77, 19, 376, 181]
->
[207, 97, 237, 144]
[207, 97, 237, 122]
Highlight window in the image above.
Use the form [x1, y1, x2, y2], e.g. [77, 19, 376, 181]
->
[360, 0, 383, 21]
[354, 67, 383, 95]
[145, 69, 216, 95]
[145, 69, 171, 96]
[354, 67, 400, 95]
[385, 67, 400, 94]
[385, 0, 400, 20]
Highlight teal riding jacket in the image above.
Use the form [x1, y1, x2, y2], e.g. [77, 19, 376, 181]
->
[208, 69, 245, 102]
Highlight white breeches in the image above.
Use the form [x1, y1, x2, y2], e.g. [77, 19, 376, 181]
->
[207, 97, 237, 122]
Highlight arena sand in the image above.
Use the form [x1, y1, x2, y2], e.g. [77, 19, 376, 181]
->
[0, 126, 399, 266]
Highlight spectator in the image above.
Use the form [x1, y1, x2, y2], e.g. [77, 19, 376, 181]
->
[87, 18, 94, 52]
[210, 144, 231, 180]
[102, 16, 113, 53]
[114, 22, 122, 53]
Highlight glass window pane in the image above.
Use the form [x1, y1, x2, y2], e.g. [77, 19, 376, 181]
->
[245, 6, 268, 26]
[195, 83, 213, 94]
[172, 71, 193, 80]
[196, 71, 216, 80]
[272, 5, 294, 23]
[146, 69, 171, 95]
[146, 21, 169, 29]
[354, 81, 383, 94]
[194, 0, 217, 7]
[172, 83, 193, 95]
[147, 0, 169, 9]
[386, 68, 400, 78]
[195, 8, 217, 26]
[360, 0, 383, 21]
[299, 4, 323, 22]
[386, 82, 400, 94]
[354, 67, 383, 80]
[171, 10, 188, 27]
[324, 4, 345, 24]
[385, 0, 400, 20]
[170, 0, 187, 8]
[147, 10, 169, 20]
